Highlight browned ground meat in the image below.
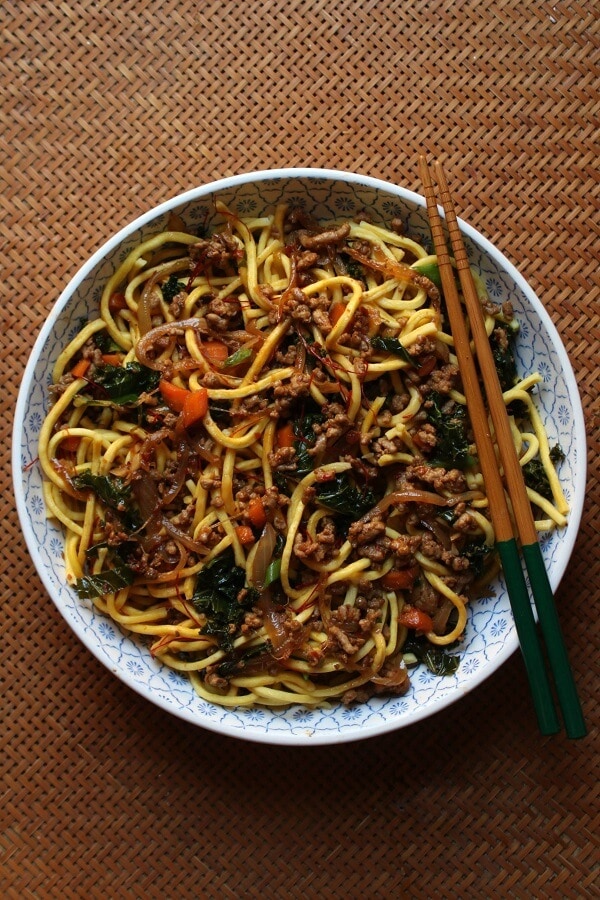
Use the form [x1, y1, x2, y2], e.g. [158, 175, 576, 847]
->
[422, 363, 459, 395]
[348, 512, 386, 547]
[407, 463, 467, 493]
[271, 372, 312, 417]
[205, 296, 241, 331]
[190, 232, 243, 270]
[268, 445, 297, 472]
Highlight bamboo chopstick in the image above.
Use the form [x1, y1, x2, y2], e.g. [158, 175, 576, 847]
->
[418, 156, 586, 739]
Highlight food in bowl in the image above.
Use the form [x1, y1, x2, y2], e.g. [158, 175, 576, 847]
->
[36, 193, 569, 710]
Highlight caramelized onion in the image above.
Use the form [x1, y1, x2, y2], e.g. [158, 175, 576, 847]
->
[160, 434, 190, 505]
[136, 318, 202, 370]
[376, 489, 453, 513]
[138, 275, 159, 336]
[248, 522, 277, 588]
[259, 592, 304, 661]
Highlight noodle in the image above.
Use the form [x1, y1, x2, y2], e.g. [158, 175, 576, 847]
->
[39, 203, 568, 708]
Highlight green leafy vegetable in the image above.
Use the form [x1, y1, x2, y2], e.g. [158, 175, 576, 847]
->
[192, 549, 254, 650]
[371, 335, 419, 367]
[216, 642, 271, 677]
[403, 636, 460, 676]
[490, 325, 519, 392]
[315, 472, 376, 518]
[336, 252, 366, 283]
[222, 347, 253, 368]
[425, 391, 473, 470]
[74, 561, 135, 599]
[93, 362, 160, 406]
[293, 411, 325, 477]
[94, 330, 123, 354]
[71, 471, 140, 531]
[523, 445, 565, 500]
[463, 536, 494, 577]
[161, 274, 183, 304]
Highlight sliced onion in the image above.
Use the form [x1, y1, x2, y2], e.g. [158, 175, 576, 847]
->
[161, 516, 207, 553]
[248, 522, 277, 588]
[160, 434, 190, 506]
[376, 489, 453, 513]
[259, 592, 304, 661]
[138, 275, 159, 336]
[136, 318, 202, 370]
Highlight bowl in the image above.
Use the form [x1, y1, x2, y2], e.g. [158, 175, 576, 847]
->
[12, 168, 586, 745]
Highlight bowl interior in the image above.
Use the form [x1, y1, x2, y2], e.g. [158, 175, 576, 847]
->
[13, 169, 586, 745]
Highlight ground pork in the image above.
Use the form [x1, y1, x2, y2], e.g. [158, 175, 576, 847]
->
[271, 372, 312, 417]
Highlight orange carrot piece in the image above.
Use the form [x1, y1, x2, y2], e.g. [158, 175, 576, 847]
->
[235, 525, 255, 546]
[398, 607, 434, 633]
[101, 353, 123, 366]
[330, 302, 346, 326]
[276, 422, 295, 448]
[247, 496, 267, 529]
[159, 380, 189, 412]
[71, 359, 91, 378]
[381, 566, 419, 591]
[201, 341, 229, 364]
[182, 388, 209, 428]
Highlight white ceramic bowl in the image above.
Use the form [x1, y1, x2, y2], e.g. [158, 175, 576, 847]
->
[12, 169, 586, 745]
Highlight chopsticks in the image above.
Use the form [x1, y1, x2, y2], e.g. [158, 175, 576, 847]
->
[418, 156, 586, 739]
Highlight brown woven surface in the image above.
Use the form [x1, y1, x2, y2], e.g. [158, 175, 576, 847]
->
[2, 0, 599, 896]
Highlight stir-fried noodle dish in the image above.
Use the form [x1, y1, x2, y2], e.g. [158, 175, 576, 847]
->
[40, 201, 569, 708]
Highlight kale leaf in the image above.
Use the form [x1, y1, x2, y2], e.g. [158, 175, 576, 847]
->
[490, 325, 519, 392]
[293, 410, 326, 477]
[71, 471, 141, 531]
[523, 444, 565, 500]
[402, 636, 460, 676]
[463, 536, 494, 577]
[94, 330, 123, 354]
[93, 362, 160, 406]
[336, 252, 366, 283]
[161, 273, 183, 304]
[315, 472, 376, 518]
[425, 392, 473, 469]
[371, 335, 419, 367]
[74, 561, 135, 600]
[191, 549, 254, 650]
[216, 642, 271, 677]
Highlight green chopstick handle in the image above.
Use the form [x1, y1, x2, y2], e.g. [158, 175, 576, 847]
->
[522, 541, 587, 739]
[497, 539, 560, 735]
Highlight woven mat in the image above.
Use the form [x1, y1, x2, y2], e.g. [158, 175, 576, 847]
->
[2, 1, 598, 896]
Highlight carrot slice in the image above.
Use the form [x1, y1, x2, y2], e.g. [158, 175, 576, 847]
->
[276, 423, 295, 448]
[381, 566, 419, 591]
[159, 380, 189, 412]
[247, 496, 267, 529]
[235, 525, 255, 546]
[71, 359, 91, 378]
[101, 353, 123, 366]
[398, 607, 434, 633]
[330, 302, 346, 326]
[201, 341, 229, 365]
[182, 388, 209, 428]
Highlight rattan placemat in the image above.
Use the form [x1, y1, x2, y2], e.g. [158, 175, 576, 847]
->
[1, 1, 598, 897]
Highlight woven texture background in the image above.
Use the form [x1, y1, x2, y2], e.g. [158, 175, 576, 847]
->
[1, 1, 598, 896]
